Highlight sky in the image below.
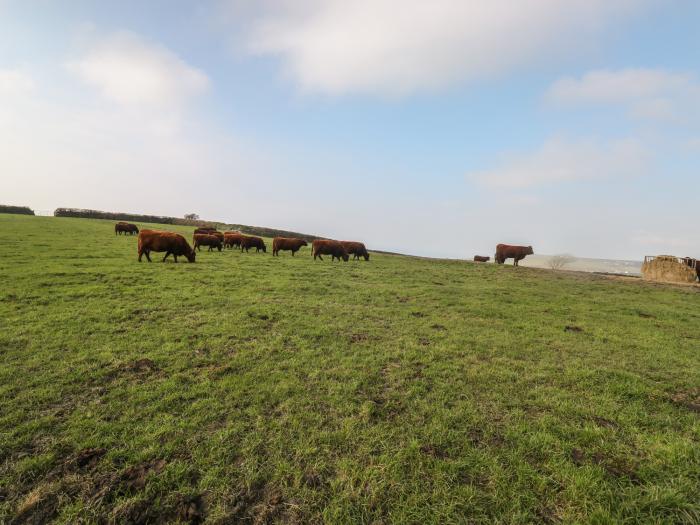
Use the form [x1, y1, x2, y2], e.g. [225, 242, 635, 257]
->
[1, 0, 699, 260]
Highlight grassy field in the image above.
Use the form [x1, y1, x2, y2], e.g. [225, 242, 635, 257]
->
[1, 214, 699, 524]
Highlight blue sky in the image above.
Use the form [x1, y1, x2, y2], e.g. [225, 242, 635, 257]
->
[1, 1, 699, 259]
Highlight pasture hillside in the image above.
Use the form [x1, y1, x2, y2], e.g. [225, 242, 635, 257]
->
[0, 214, 699, 524]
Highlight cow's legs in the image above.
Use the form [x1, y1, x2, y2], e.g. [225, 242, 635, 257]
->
[138, 250, 143, 262]
[145, 250, 152, 262]
[163, 251, 170, 262]
[173, 255, 178, 263]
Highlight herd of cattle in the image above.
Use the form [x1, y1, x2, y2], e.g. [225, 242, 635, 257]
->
[116, 223, 371, 263]
[117, 222, 538, 266]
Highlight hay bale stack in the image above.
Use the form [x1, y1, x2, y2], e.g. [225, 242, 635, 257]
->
[641, 255, 697, 284]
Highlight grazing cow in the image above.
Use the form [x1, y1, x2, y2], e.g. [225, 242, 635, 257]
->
[240, 235, 267, 253]
[115, 222, 139, 235]
[340, 241, 370, 261]
[272, 237, 308, 256]
[495, 244, 534, 266]
[473, 255, 490, 263]
[193, 233, 223, 252]
[312, 240, 349, 262]
[138, 230, 195, 263]
[224, 232, 243, 250]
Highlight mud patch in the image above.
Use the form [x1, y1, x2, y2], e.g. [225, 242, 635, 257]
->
[120, 358, 160, 375]
[120, 459, 167, 491]
[420, 444, 448, 459]
[349, 333, 378, 344]
[64, 447, 107, 472]
[591, 416, 619, 430]
[570, 448, 640, 482]
[418, 337, 431, 346]
[670, 389, 700, 413]
[222, 483, 286, 525]
[564, 325, 583, 333]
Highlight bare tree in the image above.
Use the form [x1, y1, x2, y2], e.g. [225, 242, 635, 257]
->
[184, 213, 199, 220]
[549, 254, 576, 270]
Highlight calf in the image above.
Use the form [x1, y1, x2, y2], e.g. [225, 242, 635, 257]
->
[240, 235, 267, 253]
[193, 233, 223, 252]
[312, 240, 349, 262]
[340, 241, 370, 261]
[138, 230, 195, 263]
[272, 237, 308, 256]
[473, 255, 490, 263]
[495, 244, 533, 266]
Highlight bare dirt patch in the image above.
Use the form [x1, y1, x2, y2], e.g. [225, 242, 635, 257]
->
[670, 389, 700, 413]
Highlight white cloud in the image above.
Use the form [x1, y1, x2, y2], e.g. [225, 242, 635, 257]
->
[233, 0, 649, 96]
[67, 32, 209, 109]
[0, 68, 34, 96]
[546, 68, 700, 120]
[469, 137, 650, 189]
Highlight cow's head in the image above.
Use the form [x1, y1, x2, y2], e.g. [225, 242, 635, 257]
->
[301, 240, 308, 246]
[186, 249, 196, 263]
[527, 246, 534, 255]
[261, 242, 267, 253]
[342, 252, 349, 262]
[363, 252, 370, 261]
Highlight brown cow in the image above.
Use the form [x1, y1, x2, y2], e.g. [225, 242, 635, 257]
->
[495, 244, 533, 266]
[272, 237, 308, 256]
[473, 255, 490, 263]
[312, 240, 349, 262]
[240, 235, 267, 253]
[138, 230, 195, 263]
[340, 241, 370, 261]
[224, 232, 243, 250]
[115, 222, 139, 235]
[193, 233, 223, 252]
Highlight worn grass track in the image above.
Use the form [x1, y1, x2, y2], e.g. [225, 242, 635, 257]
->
[0, 214, 699, 523]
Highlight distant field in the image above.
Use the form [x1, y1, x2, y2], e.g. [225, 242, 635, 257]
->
[1, 214, 699, 524]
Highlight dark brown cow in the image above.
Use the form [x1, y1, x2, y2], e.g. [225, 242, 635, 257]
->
[193, 233, 223, 252]
[312, 240, 349, 262]
[138, 230, 195, 263]
[224, 232, 243, 250]
[340, 241, 370, 261]
[473, 255, 490, 263]
[272, 237, 308, 256]
[495, 244, 533, 266]
[240, 235, 267, 253]
[115, 222, 139, 235]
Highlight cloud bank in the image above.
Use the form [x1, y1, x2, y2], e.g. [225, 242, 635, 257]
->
[237, 0, 650, 96]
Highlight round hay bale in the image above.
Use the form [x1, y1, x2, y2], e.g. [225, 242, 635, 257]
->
[641, 255, 697, 283]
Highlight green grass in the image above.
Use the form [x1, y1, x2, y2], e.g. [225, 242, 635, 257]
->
[1, 214, 699, 524]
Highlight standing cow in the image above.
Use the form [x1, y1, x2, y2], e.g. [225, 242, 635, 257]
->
[240, 235, 267, 253]
[272, 237, 308, 256]
[312, 240, 349, 262]
[340, 241, 370, 261]
[138, 230, 196, 263]
[115, 222, 139, 235]
[193, 233, 223, 252]
[495, 244, 533, 266]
